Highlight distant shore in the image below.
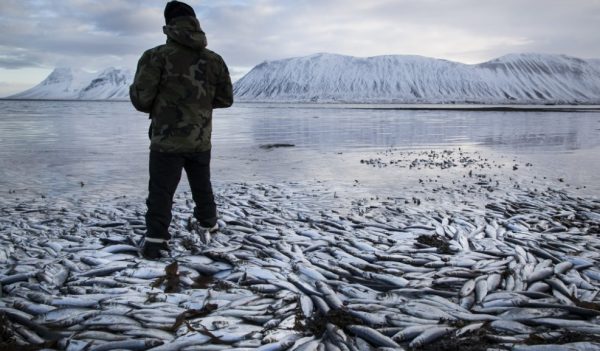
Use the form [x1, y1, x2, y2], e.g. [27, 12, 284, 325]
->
[238, 102, 600, 112]
[2, 98, 600, 112]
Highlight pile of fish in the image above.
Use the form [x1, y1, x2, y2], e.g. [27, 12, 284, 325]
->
[1, 183, 599, 350]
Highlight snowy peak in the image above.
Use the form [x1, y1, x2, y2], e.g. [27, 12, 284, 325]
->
[41, 67, 75, 86]
[79, 68, 132, 100]
[9, 67, 131, 100]
[17, 67, 94, 98]
[234, 53, 600, 104]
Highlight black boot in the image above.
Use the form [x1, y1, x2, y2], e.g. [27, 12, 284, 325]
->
[140, 237, 170, 260]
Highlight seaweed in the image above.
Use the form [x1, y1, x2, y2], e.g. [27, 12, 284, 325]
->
[192, 275, 214, 289]
[151, 261, 181, 293]
[0, 312, 16, 344]
[212, 280, 236, 291]
[573, 299, 600, 312]
[259, 143, 295, 150]
[416, 234, 452, 254]
[0, 312, 56, 351]
[170, 303, 218, 331]
[304, 308, 363, 337]
[524, 330, 600, 345]
[417, 328, 495, 351]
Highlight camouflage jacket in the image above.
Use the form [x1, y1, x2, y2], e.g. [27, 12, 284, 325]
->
[130, 16, 233, 153]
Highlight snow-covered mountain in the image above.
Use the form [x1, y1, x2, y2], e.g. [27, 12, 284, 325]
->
[9, 67, 132, 100]
[234, 53, 600, 104]
[8, 53, 600, 103]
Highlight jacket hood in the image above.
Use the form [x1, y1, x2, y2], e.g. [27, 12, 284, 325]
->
[163, 16, 207, 50]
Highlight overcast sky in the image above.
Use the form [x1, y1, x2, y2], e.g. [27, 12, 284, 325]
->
[0, 0, 599, 96]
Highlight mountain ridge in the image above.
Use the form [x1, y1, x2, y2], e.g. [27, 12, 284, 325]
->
[7, 53, 600, 104]
[234, 52, 600, 104]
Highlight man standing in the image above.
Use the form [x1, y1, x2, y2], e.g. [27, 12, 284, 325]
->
[130, 1, 233, 259]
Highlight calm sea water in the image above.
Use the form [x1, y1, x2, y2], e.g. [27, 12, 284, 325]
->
[0, 100, 599, 199]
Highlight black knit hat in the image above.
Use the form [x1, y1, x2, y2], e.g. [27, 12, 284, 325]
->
[164, 1, 196, 24]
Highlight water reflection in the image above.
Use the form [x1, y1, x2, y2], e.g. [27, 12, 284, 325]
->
[232, 107, 599, 152]
[0, 100, 598, 197]
[481, 132, 580, 150]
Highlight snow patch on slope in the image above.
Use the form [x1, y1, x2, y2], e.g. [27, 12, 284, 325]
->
[78, 68, 132, 100]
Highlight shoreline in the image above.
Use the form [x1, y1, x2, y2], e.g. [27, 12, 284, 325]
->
[2, 98, 600, 112]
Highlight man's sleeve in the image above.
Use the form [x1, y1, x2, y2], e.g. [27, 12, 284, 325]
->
[130, 50, 162, 114]
[212, 57, 233, 109]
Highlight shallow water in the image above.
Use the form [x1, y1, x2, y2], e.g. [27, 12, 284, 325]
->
[0, 100, 599, 199]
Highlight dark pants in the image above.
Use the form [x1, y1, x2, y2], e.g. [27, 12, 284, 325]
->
[146, 150, 217, 240]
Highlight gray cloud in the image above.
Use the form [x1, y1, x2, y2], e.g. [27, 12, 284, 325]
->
[0, 0, 164, 70]
[198, 0, 600, 67]
[0, 46, 46, 69]
[0, 0, 598, 79]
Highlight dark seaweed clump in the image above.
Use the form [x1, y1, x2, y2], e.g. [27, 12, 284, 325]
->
[192, 275, 215, 289]
[259, 143, 295, 149]
[418, 328, 495, 351]
[0, 312, 52, 351]
[151, 261, 181, 293]
[304, 309, 363, 337]
[419, 327, 600, 351]
[416, 234, 452, 254]
[524, 331, 600, 345]
[0, 312, 16, 346]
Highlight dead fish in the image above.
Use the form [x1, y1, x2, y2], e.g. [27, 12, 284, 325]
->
[409, 326, 455, 348]
[346, 325, 400, 348]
